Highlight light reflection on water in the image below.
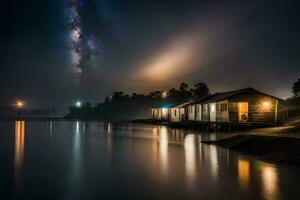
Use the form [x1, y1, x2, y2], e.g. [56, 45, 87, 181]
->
[238, 158, 250, 188]
[14, 121, 25, 173]
[184, 134, 197, 189]
[14, 121, 25, 195]
[259, 163, 279, 200]
[66, 121, 83, 199]
[159, 126, 169, 175]
[1, 121, 299, 199]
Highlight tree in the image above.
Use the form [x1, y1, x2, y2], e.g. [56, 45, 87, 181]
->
[112, 91, 124, 101]
[191, 82, 210, 100]
[148, 91, 162, 99]
[180, 82, 188, 91]
[292, 79, 300, 97]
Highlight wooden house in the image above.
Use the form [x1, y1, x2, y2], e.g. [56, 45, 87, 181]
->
[185, 96, 209, 121]
[187, 104, 196, 121]
[191, 88, 281, 124]
[151, 104, 176, 121]
[169, 102, 191, 122]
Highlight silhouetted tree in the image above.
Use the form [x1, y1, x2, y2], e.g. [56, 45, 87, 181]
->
[112, 91, 124, 100]
[65, 80, 210, 120]
[180, 82, 188, 91]
[148, 91, 162, 99]
[191, 82, 210, 100]
[292, 79, 300, 97]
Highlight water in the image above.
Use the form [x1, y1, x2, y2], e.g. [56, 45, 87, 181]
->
[1, 121, 300, 200]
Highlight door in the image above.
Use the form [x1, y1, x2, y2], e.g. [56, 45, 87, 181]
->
[238, 102, 248, 122]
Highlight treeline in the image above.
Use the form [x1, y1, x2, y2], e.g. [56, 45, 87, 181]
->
[65, 78, 300, 120]
[65, 82, 210, 120]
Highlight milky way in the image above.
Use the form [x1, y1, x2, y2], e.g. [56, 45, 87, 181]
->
[66, 0, 105, 79]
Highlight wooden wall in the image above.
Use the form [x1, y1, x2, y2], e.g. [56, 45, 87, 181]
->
[195, 104, 202, 121]
[170, 108, 180, 122]
[202, 104, 209, 121]
[227, 94, 277, 123]
[188, 105, 196, 121]
[216, 100, 229, 122]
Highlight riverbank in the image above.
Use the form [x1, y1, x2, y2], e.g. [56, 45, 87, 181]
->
[203, 134, 300, 165]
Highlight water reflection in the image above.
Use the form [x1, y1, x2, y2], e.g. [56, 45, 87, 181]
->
[66, 121, 83, 199]
[184, 134, 197, 189]
[260, 163, 278, 200]
[1, 122, 297, 199]
[238, 158, 249, 188]
[49, 121, 53, 136]
[198, 135, 203, 163]
[209, 145, 218, 179]
[159, 127, 168, 175]
[14, 121, 25, 194]
[152, 127, 158, 165]
[106, 123, 113, 156]
[170, 129, 185, 143]
[107, 122, 112, 134]
[74, 122, 81, 154]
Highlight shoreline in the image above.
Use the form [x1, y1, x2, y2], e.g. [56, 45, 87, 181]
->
[202, 134, 300, 166]
[134, 118, 300, 166]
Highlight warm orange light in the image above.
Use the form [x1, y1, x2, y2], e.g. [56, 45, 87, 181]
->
[238, 159, 249, 186]
[262, 101, 270, 107]
[15, 100, 25, 109]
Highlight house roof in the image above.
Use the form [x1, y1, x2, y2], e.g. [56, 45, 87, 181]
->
[169, 101, 192, 109]
[152, 88, 282, 108]
[184, 95, 213, 106]
[192, 87, 282, 105]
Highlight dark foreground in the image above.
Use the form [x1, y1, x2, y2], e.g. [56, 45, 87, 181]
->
[203, 134, 300, 166]
[1, 121, 300, 200]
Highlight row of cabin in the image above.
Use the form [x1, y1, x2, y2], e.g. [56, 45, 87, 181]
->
[152, 87, 281, 124]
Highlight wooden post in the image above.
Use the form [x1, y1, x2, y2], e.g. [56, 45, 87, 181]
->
[274, 99, 278, 123]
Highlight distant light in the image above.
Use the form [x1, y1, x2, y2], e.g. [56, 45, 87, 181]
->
[15, 100, 25, 109]
[76, 101, 82, 108]
[162, 91, 168, 98]
[74, 66, 82, 75]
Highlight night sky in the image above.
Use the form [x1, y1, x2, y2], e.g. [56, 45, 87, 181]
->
[1, 0, 299, 110]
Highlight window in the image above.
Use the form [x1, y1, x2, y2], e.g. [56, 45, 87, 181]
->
[221, 103, 227, 112]
[174, 110, 177, 117]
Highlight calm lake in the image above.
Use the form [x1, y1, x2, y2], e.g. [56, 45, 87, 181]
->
[1, 121, 300, 200]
